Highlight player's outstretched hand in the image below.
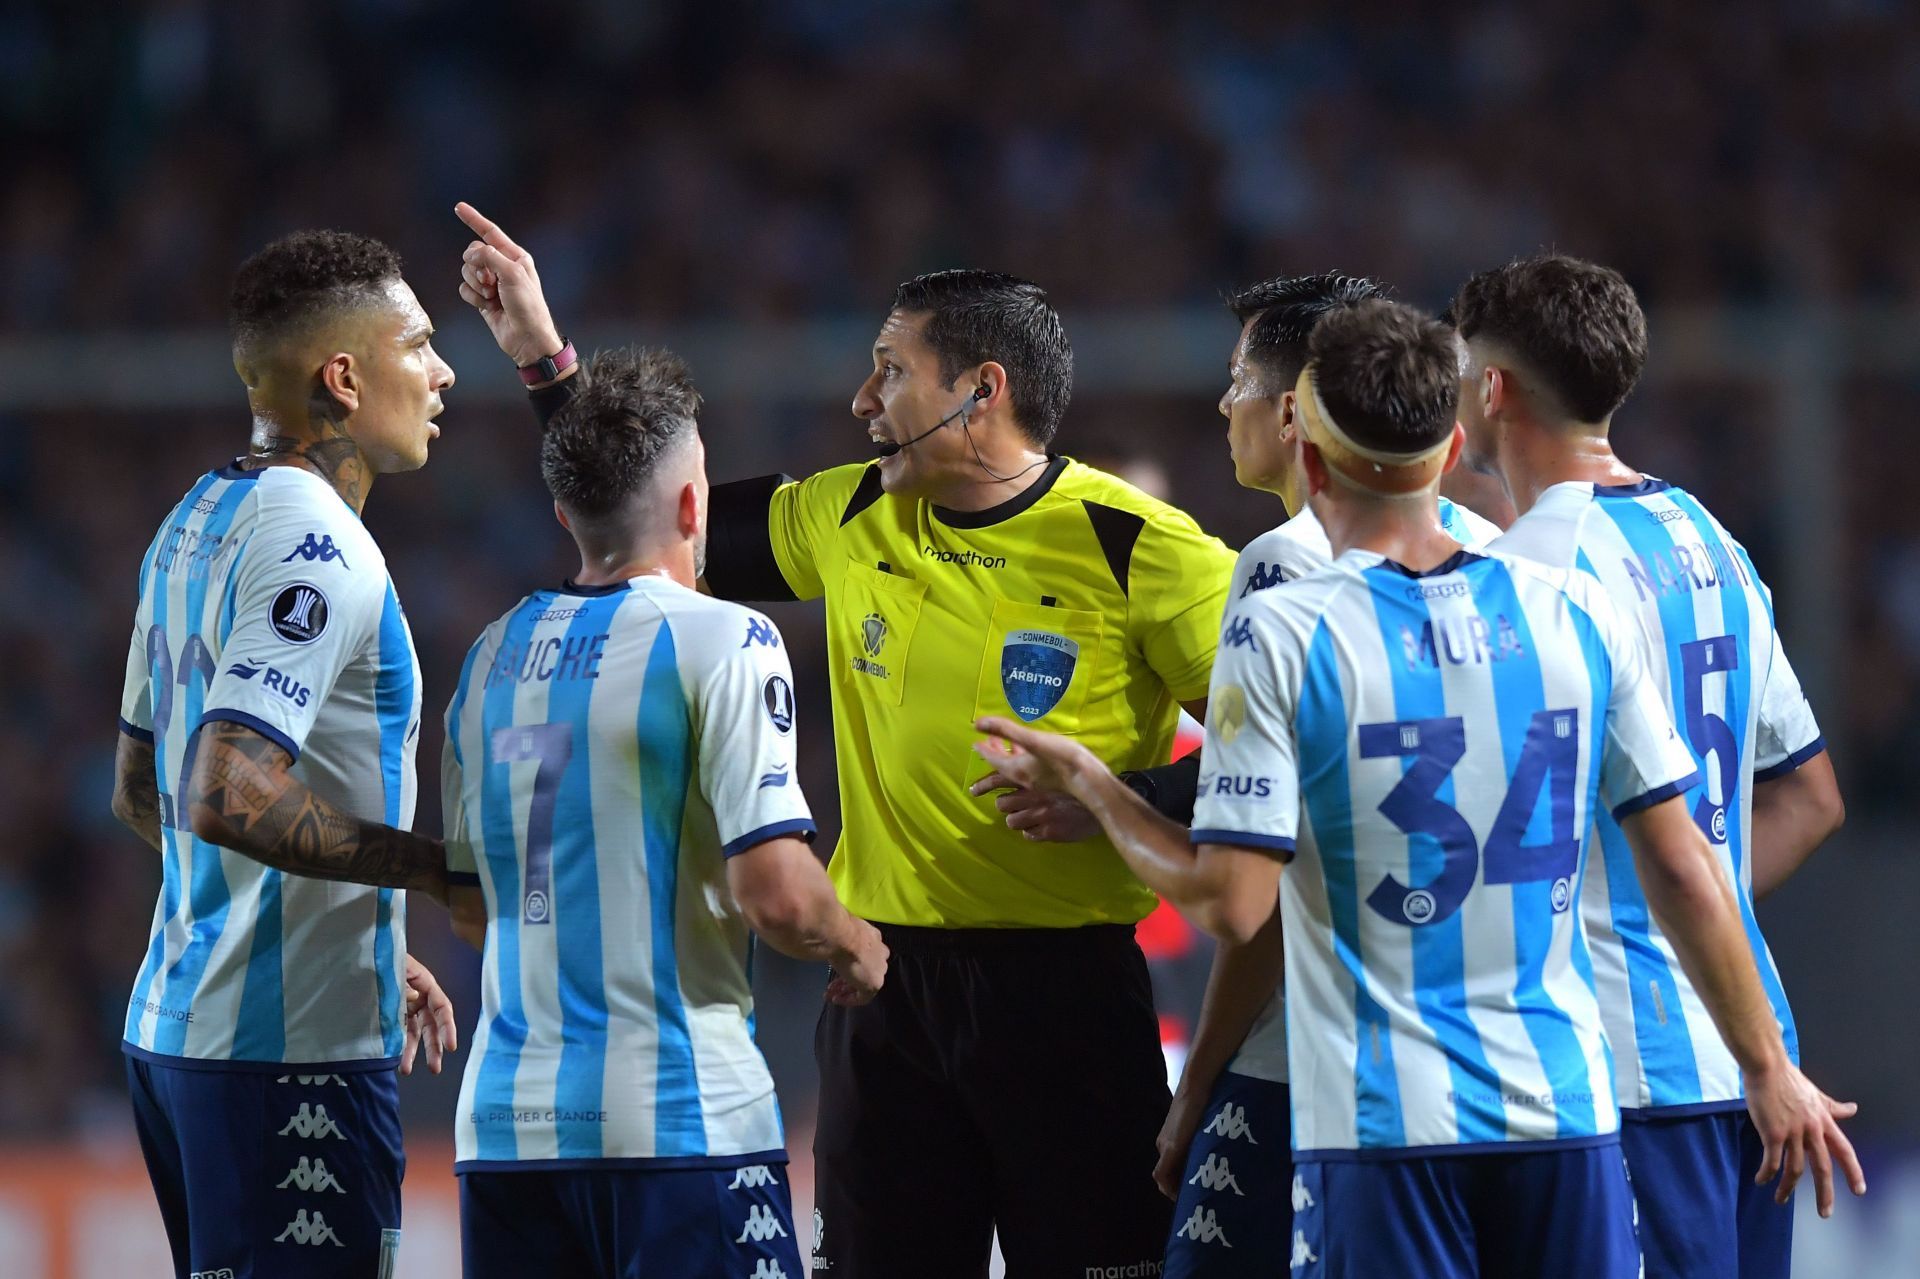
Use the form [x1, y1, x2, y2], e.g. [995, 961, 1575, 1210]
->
[969, 770, 1101, 842]
[1154, 1087, 1209, 1201]
[400, 953, 459, 1077]
[1746, 1060, 1865, 1217]
[453, 202, 566, 368]
[972, 716, 1104, 800]
[826, 920, 889, 1007]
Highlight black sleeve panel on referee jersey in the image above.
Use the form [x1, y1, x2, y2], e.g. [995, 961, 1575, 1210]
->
[838, 465, 886, 527]
[529, 377, 579, 429]
[703, 474, 799, 602]
[1082, 502, 1147, 597]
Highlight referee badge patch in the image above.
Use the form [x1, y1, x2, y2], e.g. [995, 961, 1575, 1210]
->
[1000, 630, 1078, 721]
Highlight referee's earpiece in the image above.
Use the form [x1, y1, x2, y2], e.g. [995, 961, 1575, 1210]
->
[964, 385, 989, 417]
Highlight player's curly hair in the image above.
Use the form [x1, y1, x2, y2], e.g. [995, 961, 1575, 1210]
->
[890, 270, 1072, 447]
[1307, 299, 1460, 454]
[542, 346, 702, 519]
[1227, 272, 1389, 390]
[229, 230, 404, 355]
[1451, 254, 1648, 423]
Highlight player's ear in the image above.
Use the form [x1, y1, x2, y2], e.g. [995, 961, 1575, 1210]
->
[553, 502, 572, 533]
[1442, 422, 1465, 474]
[1482, 366, 1504, 419]
[1277, 390, 1298, 443]
[1301, 440, 1331, 496]
[678, 480, 702, 539]
[318, 352, 359, 416]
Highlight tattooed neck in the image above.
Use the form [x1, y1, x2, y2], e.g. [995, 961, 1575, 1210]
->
[245, 403, 372, 511]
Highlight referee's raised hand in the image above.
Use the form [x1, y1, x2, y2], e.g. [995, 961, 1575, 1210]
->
[453, 201, 565, 368]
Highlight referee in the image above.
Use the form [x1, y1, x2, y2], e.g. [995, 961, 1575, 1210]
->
[454, 203, 1237, 1277]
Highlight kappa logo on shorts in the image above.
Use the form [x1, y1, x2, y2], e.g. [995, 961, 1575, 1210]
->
[274, 1208, 345, 1247]
[1289, 1230, 1318, 1270]
[269, 582, 330, 645]
[728, 1164, 781, 1190]
[736, 1204, 789, 1243]
[1175, 1206, 1232, 1248]
[276, 1155, 346, 1193]
[1000, 629, 1078, 721]
[274, 1074, 347, 1086]
[749, 1262, 791, 1279]
[1290, 1172, 1314, 1212]
[277, 1102, 346, 1140]
[1202, 1101, 1257, 1144]
[1187, 1153, 1245, 1195]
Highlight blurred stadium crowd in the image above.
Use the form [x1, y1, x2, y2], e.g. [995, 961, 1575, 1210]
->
[3, 0, 1919, 1159]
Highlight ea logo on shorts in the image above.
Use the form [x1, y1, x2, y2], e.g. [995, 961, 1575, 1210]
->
[1551, 876, 1573, 913]
[763, 674, 795, 735]
[1403, 890, 1437, 925]
[1710, 808, 1727, 842]
[524, 890, 550, 924]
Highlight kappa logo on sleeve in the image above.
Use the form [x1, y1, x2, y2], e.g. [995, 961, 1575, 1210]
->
[743, 617, 781, 649]
[282, 533, 350, 568]
[270, 583, 330, 645]
[1221, 616, 1258, 651]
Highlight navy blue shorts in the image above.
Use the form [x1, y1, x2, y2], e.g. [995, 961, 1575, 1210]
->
[1290, 1141, 1640, 1279]
[1621, 1107, 1794, 1279]
[1164, 1072, 1293, 1277]
[459, 1161, 803, 1279]
[126, 1052, 405, 1279]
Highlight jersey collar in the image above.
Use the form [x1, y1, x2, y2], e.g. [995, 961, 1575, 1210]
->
[930, 455, 1067, 529]
[1345, 547, 1486, 578]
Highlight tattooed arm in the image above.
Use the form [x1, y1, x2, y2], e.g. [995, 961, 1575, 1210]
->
[187, 719, 447, 901]
[111, 729, 164, 853]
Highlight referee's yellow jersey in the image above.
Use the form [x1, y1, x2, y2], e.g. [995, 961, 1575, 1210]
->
[751, 456, 1234, 928]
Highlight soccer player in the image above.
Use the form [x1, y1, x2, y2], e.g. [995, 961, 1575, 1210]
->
[455, 202, 1235, 1276]
[1454, 254, 1856, 1276]
[974, 299, 1861, 1278]
[110, 230, 460, 1277]
[436, 347, 887, 1279]
[1153, 272, 1508, 1278]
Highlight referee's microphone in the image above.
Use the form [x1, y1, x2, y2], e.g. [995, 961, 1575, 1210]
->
[874, 387, 988, 457]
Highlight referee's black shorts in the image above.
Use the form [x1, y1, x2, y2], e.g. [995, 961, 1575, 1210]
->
[812, 921, 1174, 1278]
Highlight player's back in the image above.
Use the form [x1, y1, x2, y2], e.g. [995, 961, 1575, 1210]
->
[119, 461, 417, 1066]
[1207, 547, 1694, 1157]
[1494, 478, 1819, 1110]
[444, 576, 810, 1168]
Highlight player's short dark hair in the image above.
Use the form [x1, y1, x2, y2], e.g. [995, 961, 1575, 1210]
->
[542, 347, 702, 520]
[890, 270, 1072, 447]
[1451, 254, 1648, 423]
[229, 230, 404, 356]
[1227, 272, 1388, 390]
[1307, 299, 1460, 454]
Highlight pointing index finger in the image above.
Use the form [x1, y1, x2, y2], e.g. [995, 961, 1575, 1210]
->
[454, 202, 527, 262]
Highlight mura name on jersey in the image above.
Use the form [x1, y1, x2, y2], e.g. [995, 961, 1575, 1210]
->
[485, 630, 609, 689]
[1400, 612, 1527, 672]
[1622, 537, 1751, 603]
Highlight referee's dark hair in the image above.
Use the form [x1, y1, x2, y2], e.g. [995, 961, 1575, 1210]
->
[1227, 272, 1387, 392]
[1452, 254, 1648, 424]
[542, 346, 702, 520]
[229, 230, 404, 365]
[1307, 299, 1460, 455]
[891, 270, 1072, 447]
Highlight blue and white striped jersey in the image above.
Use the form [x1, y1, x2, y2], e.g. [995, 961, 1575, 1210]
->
[117, 463, 418, 1068]
[1229, 498, 1501, 600]
[443, 576, 816, 1169]
[1222, 498, 1502, 1087]
[1493, 478, 1822, 1112]
[1192, 547, 1699, 1157]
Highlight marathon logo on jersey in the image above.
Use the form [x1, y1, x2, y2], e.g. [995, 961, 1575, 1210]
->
[1000, 630, 1078, 721]
[1240, 562, 1287, 596]
[274, 1208, 345, 1247]
[269, 582, 330, 645]
[744, 617, 781, 649]
[736, 1204, 789, 1243]
[1221, 616, 1258, 651]
[763, 674, 795, 734]
[1083, 1265, 1163, 1278]
[922, 545, 1007, 570]
[282, 533, 350, 569]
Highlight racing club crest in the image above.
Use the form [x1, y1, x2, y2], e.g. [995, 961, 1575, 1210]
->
[1000, 630, 1079, 722]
